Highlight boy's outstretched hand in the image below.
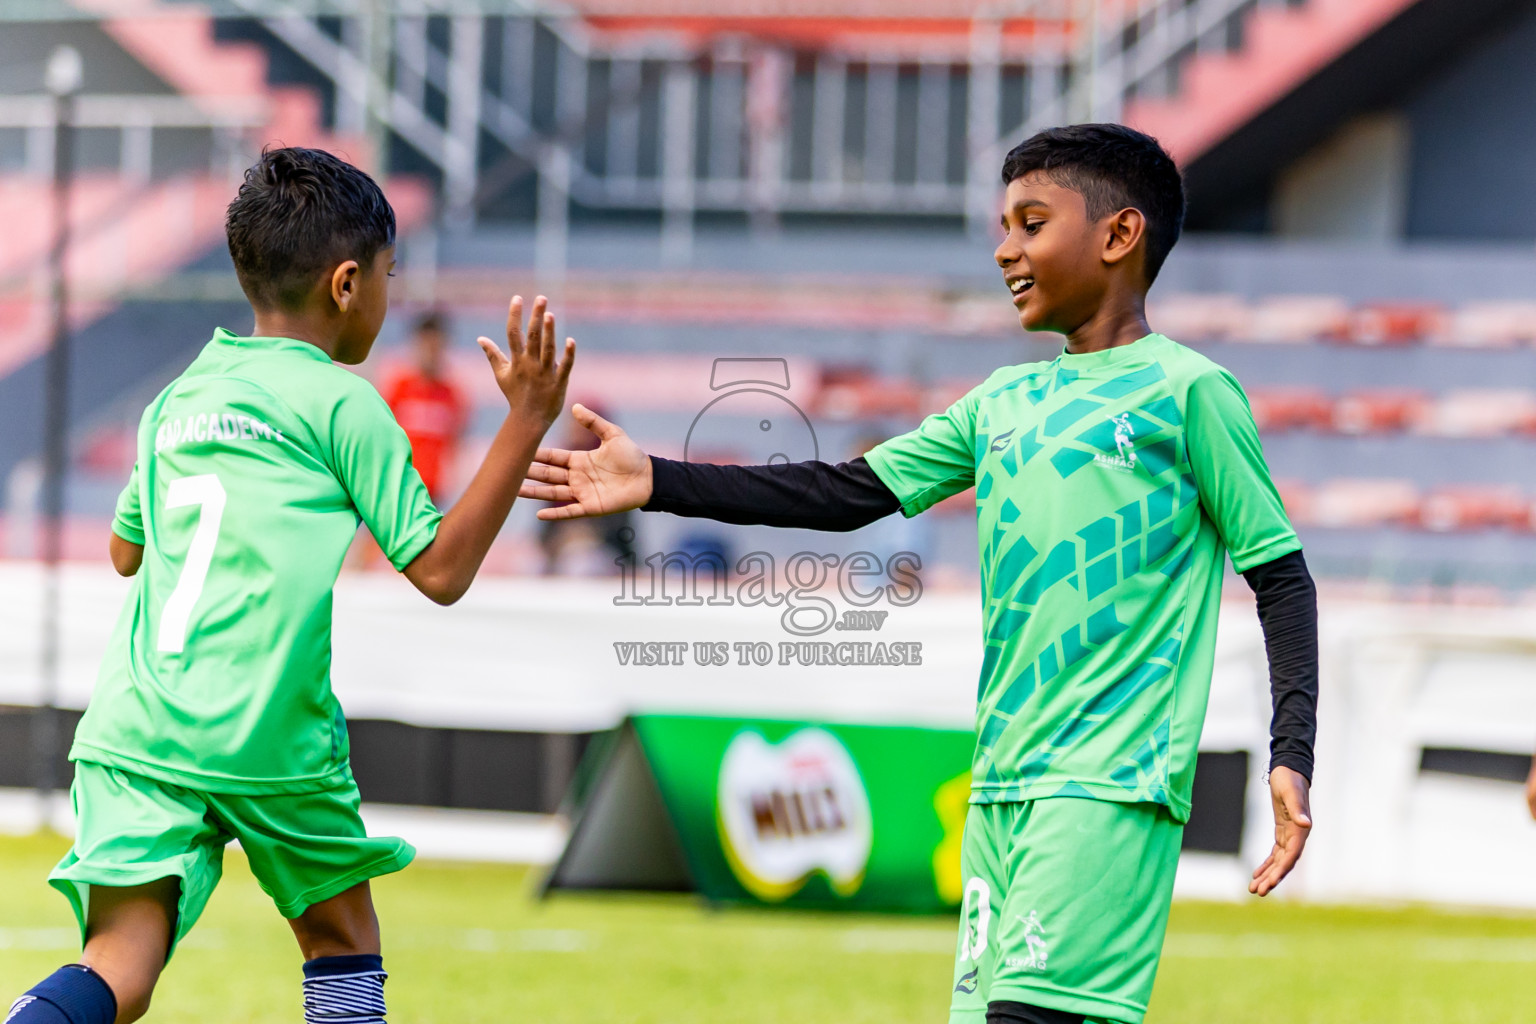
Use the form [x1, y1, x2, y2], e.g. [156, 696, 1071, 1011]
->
[477, 294, 575, 429]
[1250, 765, 1311, 896]
[402, 295, 575, 606]
[519, 404, 654, 519]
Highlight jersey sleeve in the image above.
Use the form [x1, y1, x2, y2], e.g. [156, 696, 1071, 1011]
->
[863, 386, 982, 517]
[111, 462, 145, 545]
[328, 381, 444, 571]
[1185, 369, 1301, 572]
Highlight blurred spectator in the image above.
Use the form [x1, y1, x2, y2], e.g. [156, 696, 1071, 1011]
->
[383, 311, 468, 504]
[1527, 755, 1535, 821]
[538, 403, 637, 575]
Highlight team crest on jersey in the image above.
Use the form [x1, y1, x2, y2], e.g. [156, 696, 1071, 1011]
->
[1094, 413, 1138, 472]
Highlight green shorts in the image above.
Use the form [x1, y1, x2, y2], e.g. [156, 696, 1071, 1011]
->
[49, 761, 414, 957]
[949, 797, 1183, 1024]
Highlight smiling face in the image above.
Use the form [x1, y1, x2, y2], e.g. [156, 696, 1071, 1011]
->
[994, 174, 1122, 336]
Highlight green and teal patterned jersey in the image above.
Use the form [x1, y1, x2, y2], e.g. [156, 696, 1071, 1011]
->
[865, 334, 1298, 821]
[72, 329, 442, 794]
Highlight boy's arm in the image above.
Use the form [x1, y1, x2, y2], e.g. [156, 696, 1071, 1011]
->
[109, 458, 145, 576]
[401, 296, 574, 604]
[523, 384, 989, 528]
[109, 533, 143, 576]
[1240, 549, 1317, 896]
[1184, 369, 1314, 896]
[644, 457, 899, 530]
[519, 404, 901, 530]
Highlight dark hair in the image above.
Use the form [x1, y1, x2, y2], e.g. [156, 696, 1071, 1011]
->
[226, 147, 396, 309]
[1000, 124, 1185, 283]
[414, 310, 447, 335]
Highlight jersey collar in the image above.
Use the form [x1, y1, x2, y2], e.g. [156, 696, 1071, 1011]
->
[1054, 332, 1165, 369]
[211, 327, 334, 363]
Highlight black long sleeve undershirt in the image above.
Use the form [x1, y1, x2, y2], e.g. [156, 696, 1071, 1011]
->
[641, 455, 900, 530]
[643, 455, 1318, 781]
[1240, 549, 1318, 782]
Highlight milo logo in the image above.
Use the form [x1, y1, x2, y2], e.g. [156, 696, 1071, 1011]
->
[716, 728, 874, 901]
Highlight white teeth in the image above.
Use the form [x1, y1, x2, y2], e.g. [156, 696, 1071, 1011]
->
[1009, 278, 1033, 294]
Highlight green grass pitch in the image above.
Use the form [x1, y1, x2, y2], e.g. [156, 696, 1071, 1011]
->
[2, 832, 1535, 1023]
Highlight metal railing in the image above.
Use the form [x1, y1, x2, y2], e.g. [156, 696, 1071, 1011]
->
[2, 0, 1305, 256]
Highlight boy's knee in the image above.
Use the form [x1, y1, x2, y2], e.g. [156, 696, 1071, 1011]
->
[291, 884, 380, 961]
[72, 960, 154, 1024]
[112, 987, 153, 1024]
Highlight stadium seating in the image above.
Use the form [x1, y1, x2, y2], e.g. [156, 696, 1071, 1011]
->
[1125, 0, 1423, 165]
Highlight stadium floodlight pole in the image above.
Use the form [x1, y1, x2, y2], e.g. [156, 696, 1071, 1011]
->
[36, 44, 82, 815]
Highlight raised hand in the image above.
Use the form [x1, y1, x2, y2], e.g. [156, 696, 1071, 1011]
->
[1249, 765, 1312, 896]
[477, 294, 575, 431]
[518, 404, 654, 520]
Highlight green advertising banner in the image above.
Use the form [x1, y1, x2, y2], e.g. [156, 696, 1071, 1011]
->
[543, 714, 975, 912]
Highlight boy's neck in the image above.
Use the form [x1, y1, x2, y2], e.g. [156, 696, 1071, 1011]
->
[1061, 292, 1151, 356]
[250, 310, 343, 361]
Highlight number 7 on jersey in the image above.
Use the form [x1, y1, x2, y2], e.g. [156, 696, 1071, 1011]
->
[157, 473, 227, 654]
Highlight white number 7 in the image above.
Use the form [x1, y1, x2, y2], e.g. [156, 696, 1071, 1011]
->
[157, 473, 227, 654]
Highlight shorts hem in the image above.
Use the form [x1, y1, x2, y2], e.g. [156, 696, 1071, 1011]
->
[988, 982, 1146, 1024]
[49, 864, 210, 960]
[967, 785, 1191, 823]
[272, 843, 416, 919]
[68, 748, 352, 796]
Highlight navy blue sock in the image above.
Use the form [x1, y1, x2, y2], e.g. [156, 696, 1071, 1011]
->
[5, 965, 117, 1024]
[301, 954, 387, 1024]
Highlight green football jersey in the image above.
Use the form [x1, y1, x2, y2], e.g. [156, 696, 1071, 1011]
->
[865, 334, 1298, 821]
[72, 329, 442, 794]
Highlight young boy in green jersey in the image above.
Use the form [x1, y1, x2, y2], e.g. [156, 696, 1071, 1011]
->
[518, 124, 1318, 1024]
[6, 147, 575, 1024]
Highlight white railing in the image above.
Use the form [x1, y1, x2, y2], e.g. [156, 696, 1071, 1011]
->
[0, 94, 265, 183]
[1, 0, 1303, 249]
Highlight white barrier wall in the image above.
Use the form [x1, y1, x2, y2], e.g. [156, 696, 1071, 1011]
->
[1, 562, 1534, 905]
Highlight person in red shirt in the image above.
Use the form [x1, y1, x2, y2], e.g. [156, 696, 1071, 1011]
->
[383, 311, 468, 502]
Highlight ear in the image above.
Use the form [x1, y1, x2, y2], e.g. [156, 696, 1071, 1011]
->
[1101, 208, 1147, 269]
[330, 260, 361, 312]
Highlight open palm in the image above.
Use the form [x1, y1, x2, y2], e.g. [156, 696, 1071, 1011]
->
[519, 404, 654, 519]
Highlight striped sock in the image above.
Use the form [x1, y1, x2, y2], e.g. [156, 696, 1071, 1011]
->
[301, 955, 387, 1024]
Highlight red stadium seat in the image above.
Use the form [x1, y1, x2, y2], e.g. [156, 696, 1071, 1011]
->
[814, 373, 924, 420]
[1308, 479, 1419, 529]
[1272, 479, 1314, 526]
[925, 380, 982, 411]
[1331, 390, 1429, 434]
[1248, 295, 1351, 343]
[1246, 388, 1334, 432]
[1147, 293, 1252, 342]
[1441, 301, 1536, 348]
[1417, 486, 1527, 532]
[1412, 389, 1536, 438]
[1344, 302, 1446, 346]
